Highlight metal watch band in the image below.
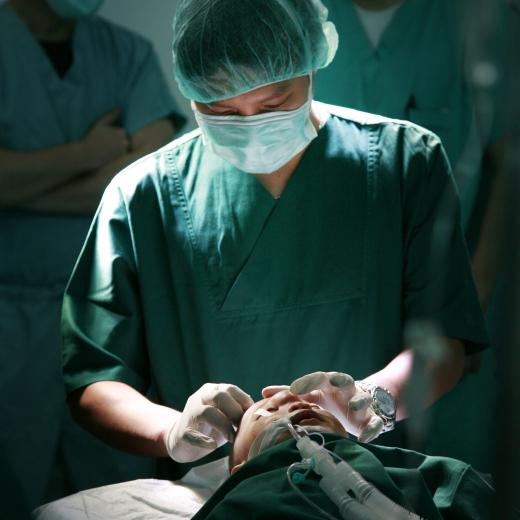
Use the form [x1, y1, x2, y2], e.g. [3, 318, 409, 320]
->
[356, 381, 396, 433]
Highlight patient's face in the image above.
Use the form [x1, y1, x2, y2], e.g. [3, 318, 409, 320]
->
[231, 390, 347, 471]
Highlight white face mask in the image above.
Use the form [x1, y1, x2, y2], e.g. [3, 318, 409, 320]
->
[193, 79, 317, 174]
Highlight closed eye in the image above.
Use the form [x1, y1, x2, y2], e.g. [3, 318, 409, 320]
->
[264, 95, 291, 110]
[208, 108, 236, 115]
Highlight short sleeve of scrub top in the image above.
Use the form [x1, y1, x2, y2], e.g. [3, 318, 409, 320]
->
[398, 125, 486, 351]
[62, 174, 151, 394]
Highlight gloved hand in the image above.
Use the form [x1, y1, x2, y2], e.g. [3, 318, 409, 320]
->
[263, 371, 384, 443]
[167, 383, 254, 463]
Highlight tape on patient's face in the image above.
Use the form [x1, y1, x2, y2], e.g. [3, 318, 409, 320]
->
[254, 408, 273, 417]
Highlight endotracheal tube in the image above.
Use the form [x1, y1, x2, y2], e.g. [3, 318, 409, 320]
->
[285, 421, 423, 520]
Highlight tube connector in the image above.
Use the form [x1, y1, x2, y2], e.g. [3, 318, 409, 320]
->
[296, 436, 338, 477]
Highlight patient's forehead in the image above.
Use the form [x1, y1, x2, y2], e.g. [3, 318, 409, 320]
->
[244, 398, 269, 419]
[238, 397, 280, 431]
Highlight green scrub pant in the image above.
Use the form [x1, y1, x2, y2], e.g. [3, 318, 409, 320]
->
[0, 212, 153, 510]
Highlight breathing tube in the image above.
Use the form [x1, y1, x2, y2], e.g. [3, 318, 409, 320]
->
[248, 417, 422, 520]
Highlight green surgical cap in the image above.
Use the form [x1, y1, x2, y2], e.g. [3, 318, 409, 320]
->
[172, 0, 338, 103]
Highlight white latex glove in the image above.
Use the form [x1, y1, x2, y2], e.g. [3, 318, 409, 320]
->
[263, 371, 384, 443]
[167, 383, 254, 463]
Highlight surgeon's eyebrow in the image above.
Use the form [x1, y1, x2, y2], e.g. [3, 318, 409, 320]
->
[209, 84, 292, 109]
[261, 85, 292, 101]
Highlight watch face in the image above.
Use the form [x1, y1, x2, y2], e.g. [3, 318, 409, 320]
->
[374, 388, 396, 417]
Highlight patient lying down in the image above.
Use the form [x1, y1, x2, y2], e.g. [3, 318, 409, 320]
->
[194, 390, 494, 520]
[34, 391, 494, 520]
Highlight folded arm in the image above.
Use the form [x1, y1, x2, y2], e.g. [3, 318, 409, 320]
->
[18, 118, 174, 214]
[0, 142, 89, 207]
[1, 112, 174, 213]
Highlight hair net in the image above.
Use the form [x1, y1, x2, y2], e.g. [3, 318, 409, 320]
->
[172, 0, 338, 103]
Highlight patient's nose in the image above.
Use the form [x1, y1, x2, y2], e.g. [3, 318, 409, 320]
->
[287, 401, 319, 413]
[266, 389, 305, 410]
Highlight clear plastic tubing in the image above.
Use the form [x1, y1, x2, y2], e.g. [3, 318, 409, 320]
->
[295, 434, 422, 520]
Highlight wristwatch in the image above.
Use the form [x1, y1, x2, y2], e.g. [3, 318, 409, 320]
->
[356, 381, 396, 433]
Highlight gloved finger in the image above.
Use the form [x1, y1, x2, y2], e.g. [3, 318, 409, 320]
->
[262, 385, 290, 398]
[290, 371, 355, 397]
[357, 415, 384, 443]
[181, 427, 218, 450]
[349, 391, 372, 411]
[290, 372, 328, 395]
[226, 384, 255, 412]
[199, 405, 236, 442]
[347, 392, 372, 423]
[327, 372, 355, 390]
[211, 389, 248, 426]
[168, 428, 218, 462]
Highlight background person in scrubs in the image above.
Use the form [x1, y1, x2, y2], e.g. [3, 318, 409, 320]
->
[60, 0, 487, 491]
[0, 0, 185, 509]
[315, 0, 518, 471]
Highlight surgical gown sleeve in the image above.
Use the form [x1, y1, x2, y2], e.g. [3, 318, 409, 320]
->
[401, 129, 488, 352]
[62, 180, 149, 393]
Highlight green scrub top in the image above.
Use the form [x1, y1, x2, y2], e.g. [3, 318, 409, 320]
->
[193, 434, 494, 520]
[0, 4, 183, 505]
[316, 0, 506, 231]
[315, 1, 520, 470]
[62, 104, 487, 474]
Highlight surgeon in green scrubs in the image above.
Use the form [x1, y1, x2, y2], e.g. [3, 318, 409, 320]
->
[314, 0, 518, 470]
[0, 0, 184, 508]
[62, 0, 487, 480]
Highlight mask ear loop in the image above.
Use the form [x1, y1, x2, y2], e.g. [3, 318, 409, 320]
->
[306, 72, 329, 131]
[308, 73, 315, 101]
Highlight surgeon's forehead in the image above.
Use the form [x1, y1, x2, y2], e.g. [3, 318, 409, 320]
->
[208, 79, 295, 107]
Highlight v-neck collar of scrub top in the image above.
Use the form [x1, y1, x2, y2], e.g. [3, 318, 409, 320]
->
[338, 0, 418, 59]
[3, 4, 84, 88]
[177, 105, 365, 317]
[239, 108, 331, 218]
[249, 104, 331, 204]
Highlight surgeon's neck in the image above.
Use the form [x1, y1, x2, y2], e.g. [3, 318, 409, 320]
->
[8, 0, 74, 41]
[352, 0, 402, 11]
[253, 106, 322, 199]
